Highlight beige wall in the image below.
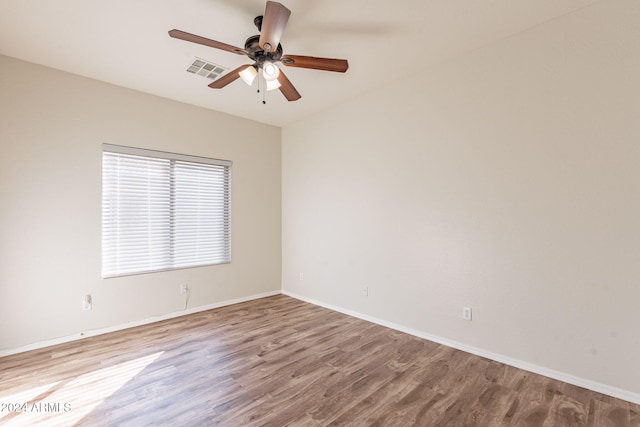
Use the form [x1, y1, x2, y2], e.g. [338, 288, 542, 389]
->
[0, 55, 281, 351]
[282, 0, 640, 397]
[2, 0, 639, 402]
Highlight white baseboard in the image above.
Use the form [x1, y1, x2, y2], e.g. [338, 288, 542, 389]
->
[0, 290, 281, 358]
[3, 288, 638, 406]
[282, 289, 640, 406]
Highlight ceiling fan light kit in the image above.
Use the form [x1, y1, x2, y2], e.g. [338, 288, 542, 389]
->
[263, 62, 280, 81]
[169, 1, 349, 103]
[266, 79, 282, 92]
[239, 65, 258, 86]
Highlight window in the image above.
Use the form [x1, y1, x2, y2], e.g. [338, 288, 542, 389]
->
[102, 144, 231, 278]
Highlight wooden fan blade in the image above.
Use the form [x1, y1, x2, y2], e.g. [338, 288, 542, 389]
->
[277, 69, 301, 101]
[208, 65, 250, 89]
[281, 55, 349, 72]
[259, 1, 291, 52]
[169, 29, 247, 55]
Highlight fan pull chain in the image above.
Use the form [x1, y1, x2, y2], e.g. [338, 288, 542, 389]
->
[260, 73, 266, 104]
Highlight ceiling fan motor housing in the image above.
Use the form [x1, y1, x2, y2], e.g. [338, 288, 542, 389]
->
[244, 26, 283, 68]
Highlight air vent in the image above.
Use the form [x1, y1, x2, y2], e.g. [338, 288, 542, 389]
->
[186, 58, 227, 80]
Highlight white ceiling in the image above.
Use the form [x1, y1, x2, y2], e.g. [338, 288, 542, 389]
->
[0, 0, 600, 127]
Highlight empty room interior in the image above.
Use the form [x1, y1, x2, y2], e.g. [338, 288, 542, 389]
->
[1, 0, 639, 425]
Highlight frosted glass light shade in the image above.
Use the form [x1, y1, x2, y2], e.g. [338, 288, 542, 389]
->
[266, 79, 281, 91]
[263, 62, 280, 81]
[239, 65, 258, 86]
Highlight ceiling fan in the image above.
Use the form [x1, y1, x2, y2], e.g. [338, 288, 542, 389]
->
[169, 1, 349, 102]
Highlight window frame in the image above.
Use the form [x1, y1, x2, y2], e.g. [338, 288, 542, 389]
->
[101, 144, 232, 278]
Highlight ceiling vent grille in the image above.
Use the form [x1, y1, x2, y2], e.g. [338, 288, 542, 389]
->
[186, 58, 227, 80]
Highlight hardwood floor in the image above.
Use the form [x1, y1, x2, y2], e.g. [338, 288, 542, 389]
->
[1, 295, 638, 426]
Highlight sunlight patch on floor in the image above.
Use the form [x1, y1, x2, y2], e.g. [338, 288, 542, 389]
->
[0, 351, 164, 426]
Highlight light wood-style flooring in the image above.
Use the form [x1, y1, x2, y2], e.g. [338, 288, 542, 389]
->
[0, 295, 638, 426]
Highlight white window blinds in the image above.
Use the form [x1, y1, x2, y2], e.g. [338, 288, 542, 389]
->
[102, 144, 231, 278]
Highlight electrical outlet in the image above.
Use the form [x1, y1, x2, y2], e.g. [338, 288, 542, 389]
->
[82, 294, 92, 311]
[180, 284, 189, 294]
[299, 272, 304, 281]
[361, 286, 369, 297]
[462, 307, 472, 321]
